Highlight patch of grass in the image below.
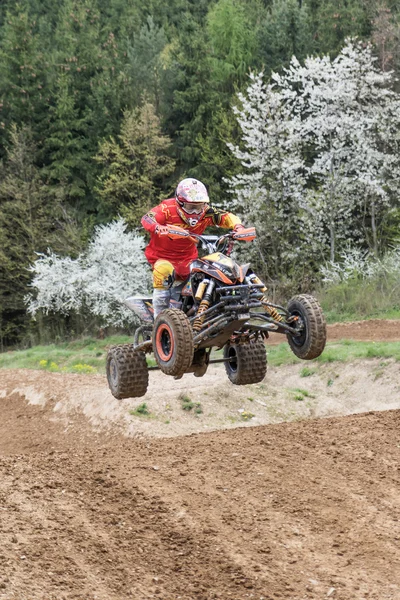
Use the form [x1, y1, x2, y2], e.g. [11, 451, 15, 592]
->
[265, 340, 400, 367]
[179, 392, 203, 415]
[300, 366, 317, 377]
[241, 411, 255, 421]
[179, 393, 194, 411]
[316, 341, 400, 363]
[319, 276, 400, 323]
[288, 387, 315, 402]
[2, 335, 400, 377]
[129, 403, 151, 417]
[267, 343, 300, 367]
[71, 363, 97, 374]
[327, 378, 334, 387]
[291, 387, 315, 398]
[227, 415, 239, 423]
[373, 369, 384, 381]
[0, 334, 148, 374]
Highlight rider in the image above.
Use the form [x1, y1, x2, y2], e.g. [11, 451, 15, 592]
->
[141, 178, 254, 316]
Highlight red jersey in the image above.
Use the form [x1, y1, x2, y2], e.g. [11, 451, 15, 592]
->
[141, 198, 241, 267]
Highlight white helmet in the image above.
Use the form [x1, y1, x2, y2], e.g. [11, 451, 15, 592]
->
[175, 178, 209, 225]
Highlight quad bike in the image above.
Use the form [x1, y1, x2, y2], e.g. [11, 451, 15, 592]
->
[106, 230, 327, 399]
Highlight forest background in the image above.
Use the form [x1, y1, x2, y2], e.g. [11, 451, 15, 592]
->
[0, 0, 399, 349]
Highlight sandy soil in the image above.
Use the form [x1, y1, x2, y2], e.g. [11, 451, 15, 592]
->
[1, 319, 400, 600]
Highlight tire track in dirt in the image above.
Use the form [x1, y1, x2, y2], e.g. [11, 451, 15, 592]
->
[1, 388, 400, 599]
[1, 320, 400, 599]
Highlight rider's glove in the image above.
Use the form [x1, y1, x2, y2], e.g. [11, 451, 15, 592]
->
[156, 224, 191, 240]
[232, 224, 256, 242]
[155, 225, 171, 236]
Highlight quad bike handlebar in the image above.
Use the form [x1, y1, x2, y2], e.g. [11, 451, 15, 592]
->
[167, 228, 256, 255]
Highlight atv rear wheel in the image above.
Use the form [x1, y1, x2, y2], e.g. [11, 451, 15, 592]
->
[286, 294, 326, 360]
[152, 308, 194, 377]
[224, 338, 267, 385]
[107, 344, 148, 399]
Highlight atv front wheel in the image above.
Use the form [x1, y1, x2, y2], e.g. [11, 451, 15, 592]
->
[107, 344, 148, 399]
[152, 308, 194, 377]
[224, 338, 267, 385]
[286, 294, 326, 360]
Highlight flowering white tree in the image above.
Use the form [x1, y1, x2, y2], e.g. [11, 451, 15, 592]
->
[276, 41, 400, 258]
[26, 219, 151, 326]
[227, 72, 316, 279]
[228, 40, 400, 271]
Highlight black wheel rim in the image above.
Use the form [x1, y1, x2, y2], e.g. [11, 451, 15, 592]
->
[109, 357, 119, 386]
[160, 329, 172, 357]
[290, 312, 307, 347]
[227, 346, 238, 372]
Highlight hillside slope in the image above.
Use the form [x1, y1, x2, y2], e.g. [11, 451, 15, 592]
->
[1, 370, 400, 599]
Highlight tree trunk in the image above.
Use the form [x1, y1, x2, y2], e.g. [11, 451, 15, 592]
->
[371, 199, 378, 256]
[329, 219, 335, 262]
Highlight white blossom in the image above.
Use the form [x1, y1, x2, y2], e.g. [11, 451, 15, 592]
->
[321, 246, 400, 284]
[228, 40, 400, 269]
[26, 219, 151, 326]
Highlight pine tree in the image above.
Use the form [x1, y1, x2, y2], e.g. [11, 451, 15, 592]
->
[41, 0, 126, 214]
[0, 4, 48, 154]
[0, 126, 78, 348]
[164, 1, 262, 191]
[258, 0, 314, 73]
[126, 17, 168, 112]
[44, 73, 89, 202]
[309, 0, 370, 56]
[371, 4, 400, 73]
[95, 103, 175, 224]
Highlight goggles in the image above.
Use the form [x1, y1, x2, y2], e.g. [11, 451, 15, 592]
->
[180, 201, 207, 214]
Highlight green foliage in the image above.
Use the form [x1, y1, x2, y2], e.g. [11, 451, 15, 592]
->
[2, 335, 400, 374]
[207, 0, 259, 92]
[126, 17, 168, 112]
[95, 103, 175, 224]
[44, 73, 90, 201]
[179, 392, 194, 410]
[308, 0, 371, 56]
[319, 271, 400, 323]
[291, 387, 314, 398]
[0, 6, 48, 150]
[240, 410, 255, 420]
[258, 0, 314, 73]
[300, 366, 317, 377]
[0, 0, 396, 346]
[130, 402, 150, 416]
[178, 393, 203, 413]
[0, 126, 78, 348]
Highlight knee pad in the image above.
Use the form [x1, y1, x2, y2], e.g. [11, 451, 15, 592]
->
[153, 260, 175, 289]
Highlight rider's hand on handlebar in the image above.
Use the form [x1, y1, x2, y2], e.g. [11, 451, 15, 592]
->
[156, 224, 194, 241]
[155, 225, 171, 236]
[232, 224, 257, 242]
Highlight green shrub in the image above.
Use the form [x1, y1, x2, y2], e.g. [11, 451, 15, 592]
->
[130, 403, 150, 417]
[179, 393, 194, 411]
[300, 367, 317, 377]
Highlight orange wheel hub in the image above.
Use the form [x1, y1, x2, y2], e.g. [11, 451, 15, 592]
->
[155, 323, 174, 361]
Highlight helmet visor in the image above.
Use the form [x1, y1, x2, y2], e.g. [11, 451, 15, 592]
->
[181, 202, 207, 214]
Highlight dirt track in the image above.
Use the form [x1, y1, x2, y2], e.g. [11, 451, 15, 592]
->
[1, 320, 400, 600]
